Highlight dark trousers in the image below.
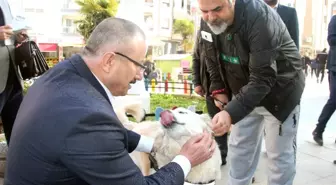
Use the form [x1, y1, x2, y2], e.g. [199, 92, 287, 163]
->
[0, 64, 23, 145]
[206, 96, 228, 160]
[317, 65, 326, 83]
[316, 71, 336, 133]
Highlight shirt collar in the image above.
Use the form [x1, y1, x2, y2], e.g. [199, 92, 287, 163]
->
[273, 2, 279, 10]
[92, 73, 115, 105]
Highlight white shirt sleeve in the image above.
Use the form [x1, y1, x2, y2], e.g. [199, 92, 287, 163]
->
[134, 135, 154, 153]
[172, 155, 192, 178]
[135, 136, 191, 178]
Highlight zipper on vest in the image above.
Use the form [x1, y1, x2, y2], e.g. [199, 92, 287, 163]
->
[279, 124, 283, 136]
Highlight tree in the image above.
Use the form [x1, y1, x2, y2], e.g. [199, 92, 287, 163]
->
[75, 0, 119, 41]
[173, 19, 195, 53]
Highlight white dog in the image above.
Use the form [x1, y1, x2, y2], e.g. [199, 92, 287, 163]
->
[115, 103, 222, 185]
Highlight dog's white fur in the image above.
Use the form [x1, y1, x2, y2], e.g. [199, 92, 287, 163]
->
[113, 103, 146, 130]
[115, 103, 222, 184]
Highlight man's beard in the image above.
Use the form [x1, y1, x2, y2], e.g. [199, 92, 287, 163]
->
[207, 21, 229, 35]
[264, 0, 278, 6]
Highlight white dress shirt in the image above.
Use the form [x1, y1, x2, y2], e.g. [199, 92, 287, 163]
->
[92, 73, 191, 178]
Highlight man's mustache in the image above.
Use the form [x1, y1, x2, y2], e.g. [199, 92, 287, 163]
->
[208, 19, 225, 27]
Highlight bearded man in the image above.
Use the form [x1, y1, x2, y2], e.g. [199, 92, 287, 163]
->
[194, 0, 305, 184]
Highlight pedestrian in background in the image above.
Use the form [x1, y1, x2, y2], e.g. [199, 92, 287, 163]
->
[0, 0, 26, 145]
[312, 15, 336, 146]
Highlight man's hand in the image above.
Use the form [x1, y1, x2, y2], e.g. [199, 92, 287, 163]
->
[213, 94, 229, 110]
[0, 25, 13, 41]
[179, 131, 215, 167]
[15, 29, 28, 43]
[211, 110, 232, 136]
[194, 86, 205, 96]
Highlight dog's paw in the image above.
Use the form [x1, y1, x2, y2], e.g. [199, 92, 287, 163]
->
[118, 103, 145, 123]
[139, 109, 146, 122]
[133, 108, 146, 123]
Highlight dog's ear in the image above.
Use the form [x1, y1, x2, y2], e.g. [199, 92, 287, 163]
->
[114, 106, 130, 124]
[123, 103, 146, 123]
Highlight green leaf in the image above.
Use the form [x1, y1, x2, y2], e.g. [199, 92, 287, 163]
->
[75, 0, 119, 41]
[173, 19, 195, 52]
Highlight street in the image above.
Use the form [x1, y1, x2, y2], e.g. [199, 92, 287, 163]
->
[0, 75, 335, 184]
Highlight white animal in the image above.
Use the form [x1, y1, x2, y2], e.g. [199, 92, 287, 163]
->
[115, 103, 222, 185]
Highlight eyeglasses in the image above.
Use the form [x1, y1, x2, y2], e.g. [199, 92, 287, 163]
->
[115, 52, 146, 72]
[84, 46, 147, 72]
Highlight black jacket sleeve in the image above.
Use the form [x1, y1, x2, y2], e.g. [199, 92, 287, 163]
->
[192, 31, 202, 86]
[224, 12, 279, 124]
[61, 113, 185, 185]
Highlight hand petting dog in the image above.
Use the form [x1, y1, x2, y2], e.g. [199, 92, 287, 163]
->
[211, 110, 232, 137]
[179, 130, 216, 167]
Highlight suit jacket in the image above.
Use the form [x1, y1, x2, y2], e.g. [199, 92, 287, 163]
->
[327, 15, 336, 72]
[5, 54, 185, 185]
[0, 0, 21, 93]
[277, 4, 300, 49]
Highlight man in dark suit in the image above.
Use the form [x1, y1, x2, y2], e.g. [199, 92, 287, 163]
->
[0, 0, 26, 145]
[264, 0, 300, 49]
[312, 15, 336, 146]
[5, 18, 215, 185]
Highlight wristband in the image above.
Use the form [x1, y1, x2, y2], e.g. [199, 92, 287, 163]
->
[211, 89, 225, 96]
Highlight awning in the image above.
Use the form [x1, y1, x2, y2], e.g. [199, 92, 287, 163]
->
[38, 43, 57, 52]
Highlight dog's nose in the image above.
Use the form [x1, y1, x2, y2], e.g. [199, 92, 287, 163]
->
[160, 110, 174, 127]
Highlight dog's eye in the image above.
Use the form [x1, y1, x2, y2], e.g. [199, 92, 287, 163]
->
[179, 111, 187, 114]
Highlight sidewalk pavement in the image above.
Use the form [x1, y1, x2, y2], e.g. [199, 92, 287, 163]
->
[216, 126, 336, 185]
[217, 76, 336, 185]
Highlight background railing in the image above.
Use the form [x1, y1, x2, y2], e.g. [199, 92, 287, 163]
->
[144, 78, 195, 95]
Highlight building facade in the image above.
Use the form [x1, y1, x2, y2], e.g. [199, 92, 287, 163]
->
[6, 0, 205, 59]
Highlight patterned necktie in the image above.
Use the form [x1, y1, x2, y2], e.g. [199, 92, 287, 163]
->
[0, 7, 4, 26]
[0, 7, 5, 45]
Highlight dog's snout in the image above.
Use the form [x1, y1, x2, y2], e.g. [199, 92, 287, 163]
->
[160, 110, 174, 127]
